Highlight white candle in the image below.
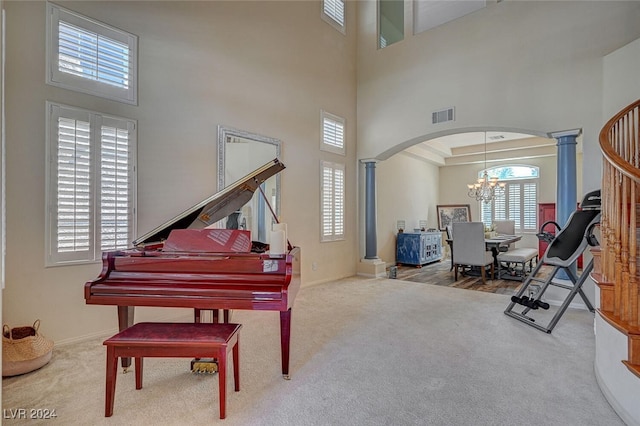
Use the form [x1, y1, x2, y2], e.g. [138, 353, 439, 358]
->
[273, 222, 287, 238]
[270, 230, 286, 255]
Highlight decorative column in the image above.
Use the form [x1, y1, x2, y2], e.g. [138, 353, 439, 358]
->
[364, 160, 378, 259]
[550, 129, 580, 279]
[358, 159, 386, 277]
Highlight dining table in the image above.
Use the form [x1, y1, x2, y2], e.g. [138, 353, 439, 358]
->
[446, 234, 522, 271]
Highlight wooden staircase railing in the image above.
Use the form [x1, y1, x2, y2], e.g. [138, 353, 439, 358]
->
[593, 98, 640, 378]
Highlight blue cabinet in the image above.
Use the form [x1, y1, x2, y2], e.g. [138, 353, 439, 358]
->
[396, 232, 442, 266]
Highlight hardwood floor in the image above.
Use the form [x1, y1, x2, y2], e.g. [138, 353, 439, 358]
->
[393, 255, 526, 295]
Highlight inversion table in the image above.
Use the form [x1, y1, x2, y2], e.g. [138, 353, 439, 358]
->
[504, 190, 601, 333]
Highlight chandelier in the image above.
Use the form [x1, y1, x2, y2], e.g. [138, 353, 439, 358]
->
[467, 132, 505, 204]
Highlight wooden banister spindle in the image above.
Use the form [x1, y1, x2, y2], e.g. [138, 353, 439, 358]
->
[631, 182, 638, 327]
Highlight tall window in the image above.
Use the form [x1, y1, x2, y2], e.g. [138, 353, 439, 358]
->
[322, 0, 346, 34]
[321, 161, 345, 242]
[46, 103, 136, 265]
[321, 110, 346, 155]
[480, 165, 538, 232]
[46, 2, 138, 104]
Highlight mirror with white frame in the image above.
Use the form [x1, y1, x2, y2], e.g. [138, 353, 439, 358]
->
[217, 126, 281, 243]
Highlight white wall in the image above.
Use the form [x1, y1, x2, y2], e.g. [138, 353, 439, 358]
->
[603, 38, 640, 118]
[3, 1, 358, 343]
[376, 153, 439, 264]
[356, 1, 640, 167]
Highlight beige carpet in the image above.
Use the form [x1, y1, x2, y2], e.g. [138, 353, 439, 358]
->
[2, 276, 622, 425]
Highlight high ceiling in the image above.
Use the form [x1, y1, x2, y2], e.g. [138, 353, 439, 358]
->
[407, 2, 562, 167]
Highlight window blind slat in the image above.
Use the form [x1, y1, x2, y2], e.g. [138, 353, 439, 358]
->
[321, 111, 346, 155]
[523, 183, 537, 230]
[323, 0, 345, 26]
[58, 21, 130, 90]
[321, 162, 345, 241]
[55, 116, 92, 254]
[100, 124, 132, 251]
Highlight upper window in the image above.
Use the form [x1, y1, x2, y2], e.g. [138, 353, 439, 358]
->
[321, 161, 345, 242]
[45, 102, 137, 266]
[479, 165, 539, 180]
[321, 110, 346, 155]
[322, 0, 345, 34]
[480, 165, 539, 233]
[413, 0, 486, 35]
[46, 2, 138, 104]
[379, 0, 404, 48]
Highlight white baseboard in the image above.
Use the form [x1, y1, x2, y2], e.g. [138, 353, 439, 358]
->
[595, 361, 640, 426]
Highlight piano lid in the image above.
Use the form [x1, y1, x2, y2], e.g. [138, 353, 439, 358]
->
[133, 158, 285, 247]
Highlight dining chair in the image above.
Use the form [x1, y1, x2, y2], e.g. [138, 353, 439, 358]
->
[445, 225, 454, 270]
[445, 225, 453, 240]
[493, 220, 516, 252]
[452, 222, 494, 284]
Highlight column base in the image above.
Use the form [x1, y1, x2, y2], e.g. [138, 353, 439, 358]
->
[357, 258, 388, 278]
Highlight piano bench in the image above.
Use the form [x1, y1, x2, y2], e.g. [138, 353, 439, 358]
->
[103, 322, 242, 419]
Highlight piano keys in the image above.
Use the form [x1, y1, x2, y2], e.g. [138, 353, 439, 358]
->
[84, 159, 301, 379]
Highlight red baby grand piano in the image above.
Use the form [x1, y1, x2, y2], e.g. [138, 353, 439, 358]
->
[84, 159, 301, 379]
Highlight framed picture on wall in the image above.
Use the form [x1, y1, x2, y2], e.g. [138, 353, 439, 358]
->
[436, 204, 471, 231]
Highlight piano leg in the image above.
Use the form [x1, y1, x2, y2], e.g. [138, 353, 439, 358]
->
[280, 309, 292, 380]
[197, 309, 230, 323]
[213, 309, 231, 323]
[117, 306, 134, 372]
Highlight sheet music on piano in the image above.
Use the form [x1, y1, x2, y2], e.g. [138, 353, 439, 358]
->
[85, 159, 301, 379]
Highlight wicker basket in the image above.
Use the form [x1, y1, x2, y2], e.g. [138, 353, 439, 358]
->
[3, 320, 54, 377]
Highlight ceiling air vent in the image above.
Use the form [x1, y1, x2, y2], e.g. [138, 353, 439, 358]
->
[432, 107, 455, 124]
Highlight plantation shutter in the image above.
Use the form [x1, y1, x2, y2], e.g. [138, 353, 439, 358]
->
[321, 111, 345, 155]
[481, 192, 505, 227]
[322, 165, 334, 239]
[523, 183, 537, 231]
[494, 193, 506, 221]
[53, 108, 93, 262]
[477, 165, 539, 232]
[333, 166, 345, 238]
[321, 161, 345, 241]
[47, 103, 136, 265]
[480, 181, 537, 232]
[58, 21, 130, 89]
[508, 185, 521, 229]
[323, 0, 345, 27]
[47, 3, 138, 104]
[99, 118, 134, 251]
[481, 202, 492, 227]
